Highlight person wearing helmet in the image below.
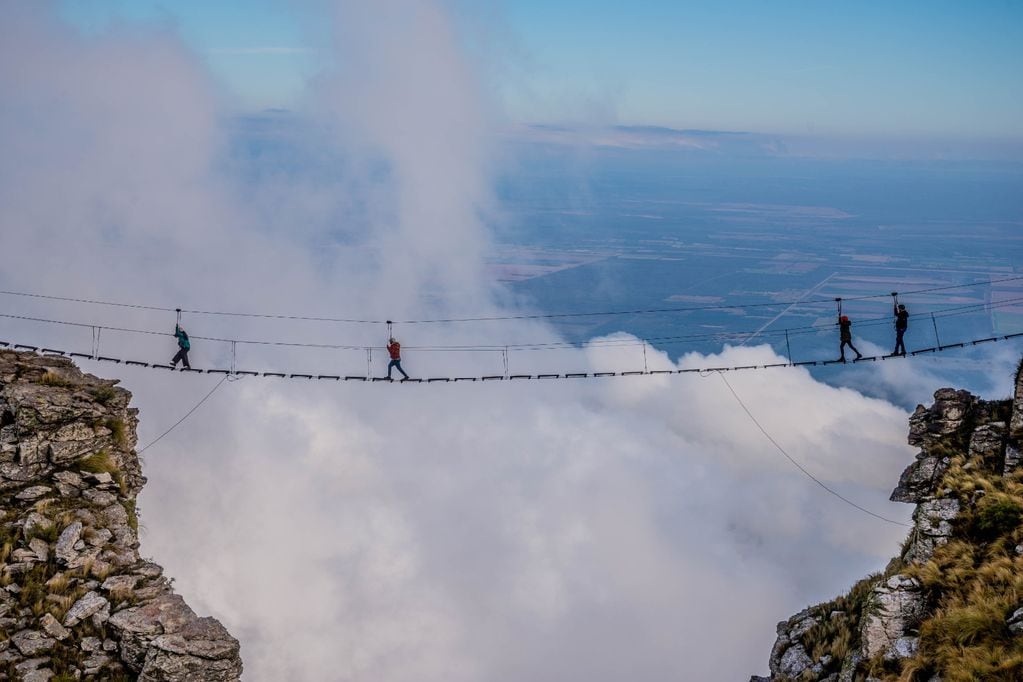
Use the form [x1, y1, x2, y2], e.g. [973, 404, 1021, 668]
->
[838, 314, 862, 362]
[170, 323, 191, 369]
[386, 337, 409, 381]
[893, 303, 909, 356]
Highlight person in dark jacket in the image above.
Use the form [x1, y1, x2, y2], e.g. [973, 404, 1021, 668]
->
[386, 337, 409, 380]
[170, 324, 191, 369]
[838, 315, 862, 362]
[893, 303, 909, 356]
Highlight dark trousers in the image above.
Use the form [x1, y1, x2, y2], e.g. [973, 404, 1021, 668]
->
[839, 339, 861, 361]
[387, 359, 408, 379]
[171, 348, 191, 369]
[894, 328, 907, 356]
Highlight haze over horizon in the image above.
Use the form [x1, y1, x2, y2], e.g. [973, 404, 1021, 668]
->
[58, 0, 1023, 153]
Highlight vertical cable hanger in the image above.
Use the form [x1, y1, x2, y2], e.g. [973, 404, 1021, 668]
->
[91, 326, 101, 360]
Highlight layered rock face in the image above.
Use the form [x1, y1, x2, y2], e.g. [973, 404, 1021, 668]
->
[753, 372, 1023, 682]
[0, 350, 241, 681]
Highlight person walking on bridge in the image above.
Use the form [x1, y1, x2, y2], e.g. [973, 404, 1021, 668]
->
[170, 323, 191, 369]
[892, 301, 909, 356]
[838, 315, 862, 363]
[386, 337, 409, 381]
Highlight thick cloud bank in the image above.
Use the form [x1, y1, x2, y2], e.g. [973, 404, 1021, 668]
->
[0, 3, 940, 680]
[137, 342, 914, 681]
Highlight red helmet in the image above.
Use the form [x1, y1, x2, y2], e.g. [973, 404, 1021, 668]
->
[840, 315, 849, 322]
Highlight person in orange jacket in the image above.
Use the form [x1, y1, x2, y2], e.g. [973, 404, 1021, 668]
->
[386, 337, 409, 380]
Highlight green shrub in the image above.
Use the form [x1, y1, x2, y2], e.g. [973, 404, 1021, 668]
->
[973, 495, 1023, 541]
[105, 417, 127, 448]
[77, 451, 118, 475]
[39, 370, 74, 388]
[90, 384, 117, 405]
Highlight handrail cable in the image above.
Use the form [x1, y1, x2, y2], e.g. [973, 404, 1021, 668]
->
[1, 297, 1020, 353]
[0, 275, 1019, 326]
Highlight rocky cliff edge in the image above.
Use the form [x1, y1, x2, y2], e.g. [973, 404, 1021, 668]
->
[752, 360, 1023, 682]
[0, 350, 242, 681]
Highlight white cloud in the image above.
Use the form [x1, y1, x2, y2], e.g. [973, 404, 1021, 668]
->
[0, 4, 934, 681]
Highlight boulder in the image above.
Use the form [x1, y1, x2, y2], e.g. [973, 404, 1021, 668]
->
[39, 613, 70, 641]
[63, 591, 109, 627]
[890, 452, 951, 503]
[28, 537, 49, 562]
[55, 520, 83, 565]
[11, 629, 56, 656]
[102, 574, 140, 593]
[81, 636, 102, 653]
[885, 636, 919, 661]
[903, 498, 960, 563]
[87, 527, 114, 547]
[778, 644, 813, 678]
[1008, 607, 1023, 636]
[907, 389, 975, 448]
[861, 575, 926, 659]
[52, 470, 83, 488]
[968, 422, 1005, 462]
[83, 488, 118, 507]
[14, 658, 53, 682]
[109, 595, 241, 680]
[15, 485, 52, 501]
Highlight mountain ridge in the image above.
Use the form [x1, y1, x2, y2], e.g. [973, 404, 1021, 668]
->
[751, 359, 1023, 681]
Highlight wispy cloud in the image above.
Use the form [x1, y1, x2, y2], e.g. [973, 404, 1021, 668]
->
[206, 46, 313, 55]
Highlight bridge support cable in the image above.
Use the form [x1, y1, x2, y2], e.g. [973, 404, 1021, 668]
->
[137, 375, 229, 454]
[714, 371, 910, 528]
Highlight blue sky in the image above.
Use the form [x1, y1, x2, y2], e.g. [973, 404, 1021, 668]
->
[59, 0, 1023, 137]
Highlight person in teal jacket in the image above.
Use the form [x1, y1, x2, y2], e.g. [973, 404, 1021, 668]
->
[170, 324, 191, 369]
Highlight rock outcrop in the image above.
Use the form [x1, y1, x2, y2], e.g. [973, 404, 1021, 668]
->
[752, 362, 1023, 681]
[0, 350, 241, 680]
